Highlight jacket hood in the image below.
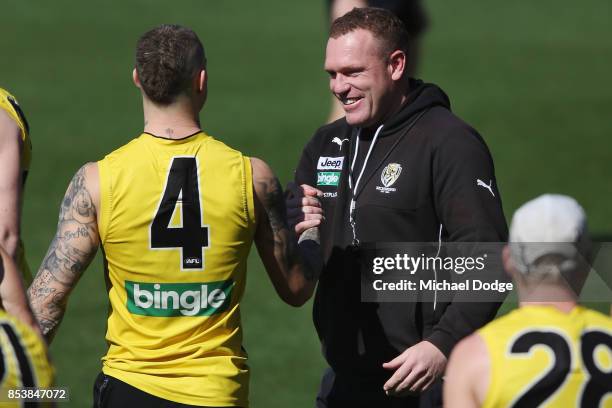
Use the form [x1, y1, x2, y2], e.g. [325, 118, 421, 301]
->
[381, 79, 451, 135]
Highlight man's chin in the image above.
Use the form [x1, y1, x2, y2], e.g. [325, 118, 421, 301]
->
[344, 113, 368, 127]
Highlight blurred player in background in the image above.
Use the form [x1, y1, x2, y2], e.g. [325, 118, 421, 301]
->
[326, 0, 428, 122]
[0, 244, 54, 402]
[445, 194, 612, 407]
[0, 88, 33, 284]
[28, 24, 322, 407]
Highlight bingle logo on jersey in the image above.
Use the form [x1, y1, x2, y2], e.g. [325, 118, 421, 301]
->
[317, 172, 341, 186]
[126, 280, 233, 317]
[317, 156, 344, 170]
[376, 163, 403, 194]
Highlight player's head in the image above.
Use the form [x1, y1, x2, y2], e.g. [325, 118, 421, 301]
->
[133, 24, 207, 108]
[503, 194, 592, 298]
[325, 7, 413, 128]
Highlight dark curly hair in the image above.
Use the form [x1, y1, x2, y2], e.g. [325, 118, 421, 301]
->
[135, 24, 206, 105]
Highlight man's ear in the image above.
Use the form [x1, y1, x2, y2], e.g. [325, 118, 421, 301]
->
[132, 68, 141, 88]
[197, 69, 207, 93]
[388, 50, 407, 81]
[502, 245, 520, 282]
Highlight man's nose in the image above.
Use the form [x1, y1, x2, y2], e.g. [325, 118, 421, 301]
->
[331, 75, 350, 95]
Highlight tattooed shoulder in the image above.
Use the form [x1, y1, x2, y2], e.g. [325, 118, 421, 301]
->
[63, 163, 96, 216]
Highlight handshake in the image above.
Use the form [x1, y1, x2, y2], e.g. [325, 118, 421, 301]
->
[285, 182, 325, 241]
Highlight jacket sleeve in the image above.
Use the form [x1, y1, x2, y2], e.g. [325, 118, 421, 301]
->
[426, 124, 508, 357]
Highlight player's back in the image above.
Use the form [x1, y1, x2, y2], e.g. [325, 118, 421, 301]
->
[0, 310, 54, 406]
[0, 87, 33, 283]
[97, 131, 256, 407]
[478, 305, 612, 407]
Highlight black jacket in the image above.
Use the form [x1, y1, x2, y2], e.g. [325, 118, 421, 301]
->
[294, 80, 507, 381]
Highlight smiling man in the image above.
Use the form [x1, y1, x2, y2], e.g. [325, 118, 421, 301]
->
[325, 0, 428, 123]
[290, 7, 507, 408]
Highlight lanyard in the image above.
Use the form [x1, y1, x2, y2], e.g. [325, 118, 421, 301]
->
[345, 109, 429, 246]
[348, 125, 384, 246]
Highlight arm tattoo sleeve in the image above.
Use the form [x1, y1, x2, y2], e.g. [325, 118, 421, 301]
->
[257, 176, 295, 266]
[28, 165, 99, 342]
[257, 176, 320, 282]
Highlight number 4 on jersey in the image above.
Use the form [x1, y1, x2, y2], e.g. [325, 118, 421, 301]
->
[150, 157, 209, 270]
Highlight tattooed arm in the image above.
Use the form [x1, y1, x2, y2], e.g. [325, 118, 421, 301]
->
[28, 163, 100, 343]
[251, 158, 323, 307]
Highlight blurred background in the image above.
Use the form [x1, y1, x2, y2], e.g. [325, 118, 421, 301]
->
[2, 0, 611, 406]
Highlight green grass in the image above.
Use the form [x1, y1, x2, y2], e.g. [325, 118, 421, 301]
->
[1, 0, 611, 406]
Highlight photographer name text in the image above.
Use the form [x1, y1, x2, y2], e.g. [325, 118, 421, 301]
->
[372, 279, 513, 293]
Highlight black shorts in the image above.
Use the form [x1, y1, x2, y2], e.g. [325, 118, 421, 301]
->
[93, 372, 243, 408]
[315, 367, 442, 408]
